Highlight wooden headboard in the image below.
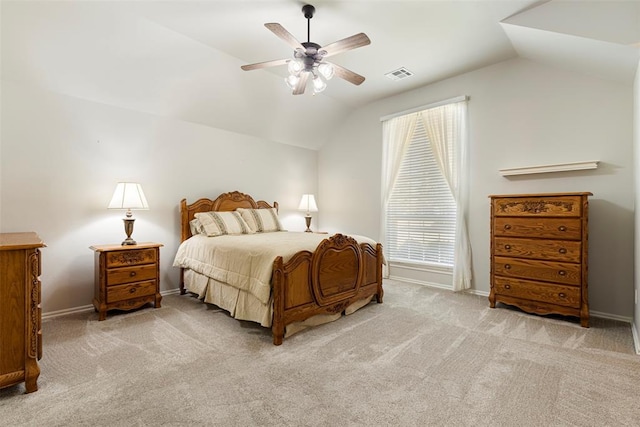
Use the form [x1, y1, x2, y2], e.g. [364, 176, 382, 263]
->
[180, 191, 278, 242]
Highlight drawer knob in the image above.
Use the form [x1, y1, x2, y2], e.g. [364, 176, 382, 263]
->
[558, 270, 566, 276]
[559, 248, 567, 254]
[559, 292, 566, 298]
[504, 224, 512, 230]
[129, 287, 137, 294]
[558, 226, 567, 232]
[130, 271, 137, 277]
[504, 284, 511, 290]
[504, 245, 511, 250]
[504, 264, 511, 270]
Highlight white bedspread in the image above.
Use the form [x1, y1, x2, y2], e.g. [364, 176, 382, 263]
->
[173, 231, 376, 305]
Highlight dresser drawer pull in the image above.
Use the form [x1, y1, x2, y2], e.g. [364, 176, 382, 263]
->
[130, 271, 137, 277]
[559, 248, 567, 254]
[504, 284, 511, 290]
[558, 270, 566, 276]
[504, 264, 511, 270]
[504, 244, 511, 250]
[504, 224, 512, 230]
[558, 226, 567, 232]
[129, 287, 137, 294]
[558, 292, 566, 298]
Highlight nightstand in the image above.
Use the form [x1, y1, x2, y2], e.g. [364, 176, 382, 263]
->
[90, 242, 163, 320]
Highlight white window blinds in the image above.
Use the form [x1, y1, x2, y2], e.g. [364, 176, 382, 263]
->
[386, 119, 457, 266]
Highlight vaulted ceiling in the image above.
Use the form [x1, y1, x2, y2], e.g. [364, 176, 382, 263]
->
[2, 1, 638, 150]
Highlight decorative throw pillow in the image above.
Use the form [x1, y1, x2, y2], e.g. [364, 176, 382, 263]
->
[189, 218, 205, 236]
[236, 208, 283, 233]
[194, 211, 254, 237]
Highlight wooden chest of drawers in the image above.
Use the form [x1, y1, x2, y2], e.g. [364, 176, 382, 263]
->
[0, 232, 45, 393]
[489, 193, 591, 327]
[90, 243, 162, 320]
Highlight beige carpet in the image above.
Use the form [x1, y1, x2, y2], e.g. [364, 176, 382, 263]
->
[1, 280, 639, 426]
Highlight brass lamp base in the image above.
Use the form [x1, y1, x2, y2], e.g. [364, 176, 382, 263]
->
[122, 218, 137, 246]
[304, 215, 312, 233]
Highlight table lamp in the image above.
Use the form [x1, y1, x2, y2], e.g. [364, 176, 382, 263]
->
[298, 194, 318, 232]
[108, 182, 149, 245]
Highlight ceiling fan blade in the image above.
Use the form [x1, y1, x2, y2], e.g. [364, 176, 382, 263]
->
[265, 23, 305, 51]
[321, 33, 371, 58]
[293, 72, 309, 95]
[241, 58, 289, 71]
[330, 63, 366, 86]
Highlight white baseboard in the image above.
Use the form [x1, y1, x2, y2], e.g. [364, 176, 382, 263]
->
[466, 289, 489, 297]
[42, 288, 182, 320]
[42, 304, 95, 320]
[589, 310, 633, 324]
[387, 275, 453, 291]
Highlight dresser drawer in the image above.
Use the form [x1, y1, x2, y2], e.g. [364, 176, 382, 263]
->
[494, 256, 581, 286]
[106, 280, 157, 303]
[494, 217, 582, 240]
[493, 196, 582, 217]
[105, 248, 157, 268]
[107, 264, 157, 286]
[493, 277, 580, 308]
[494, 237, 581, 263]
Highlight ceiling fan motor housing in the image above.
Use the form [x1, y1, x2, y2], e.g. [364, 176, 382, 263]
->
[302, 5, 315, 19]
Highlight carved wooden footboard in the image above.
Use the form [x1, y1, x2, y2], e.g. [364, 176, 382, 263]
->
[178, 191, 384, 345]
[271, 233, 383, 345]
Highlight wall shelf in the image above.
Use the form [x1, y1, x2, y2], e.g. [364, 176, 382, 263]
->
[499, 161, 599, 177]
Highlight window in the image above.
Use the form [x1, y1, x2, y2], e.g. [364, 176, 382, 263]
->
[386, 120, 456, 266]
[381, 96, 471, 290]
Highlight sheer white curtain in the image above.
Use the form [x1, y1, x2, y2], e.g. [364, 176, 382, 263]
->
[380, 113, 418, 277]
[419, 101, 472, 291]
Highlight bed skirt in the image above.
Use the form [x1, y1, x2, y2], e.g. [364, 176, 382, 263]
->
[183, 269, 373, 337]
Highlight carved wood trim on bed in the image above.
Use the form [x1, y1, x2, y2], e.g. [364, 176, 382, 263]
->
[179, 190, 383, 345]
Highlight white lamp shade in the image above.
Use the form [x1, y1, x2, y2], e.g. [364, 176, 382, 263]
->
[287, 59, 303, 75]
[108, 182, 149, 210]
[312, 75, 327, 93]
[285, 74, 300, 90]
[298, 194, 318, 213]
[318, 62, 334, 80]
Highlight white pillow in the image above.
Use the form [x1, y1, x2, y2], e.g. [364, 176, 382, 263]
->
[189, 218, 205, 236]
[194, 211, 254, 237]
[236, 208, 283, 233]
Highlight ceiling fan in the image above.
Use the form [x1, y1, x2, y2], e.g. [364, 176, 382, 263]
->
[241, 4, 371, 95]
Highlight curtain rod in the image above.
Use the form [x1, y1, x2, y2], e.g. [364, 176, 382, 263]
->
[380, 95, 468, 122]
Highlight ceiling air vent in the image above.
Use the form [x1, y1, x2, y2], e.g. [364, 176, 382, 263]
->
[385, 67, 413, 81]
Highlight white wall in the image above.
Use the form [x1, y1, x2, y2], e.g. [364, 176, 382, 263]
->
[0, 80, 318, 314]
[319, 58, 634, 319]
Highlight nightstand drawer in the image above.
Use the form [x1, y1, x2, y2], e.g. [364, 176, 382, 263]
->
[107, 280, 157, 303]
[107, 264, 157, 286]
[494, 277, 580, 308]
[105, 248, 157, 268]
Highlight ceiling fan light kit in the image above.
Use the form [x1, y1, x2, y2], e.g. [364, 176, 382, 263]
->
[241, 4, 370, 96]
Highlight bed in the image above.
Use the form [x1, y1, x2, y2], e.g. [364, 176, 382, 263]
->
[174, 191, 384, 345]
